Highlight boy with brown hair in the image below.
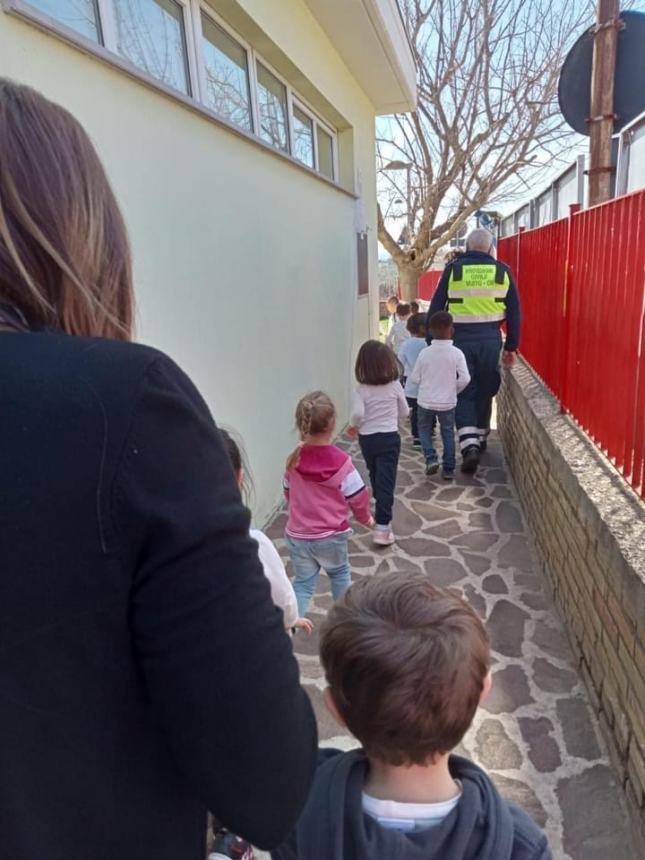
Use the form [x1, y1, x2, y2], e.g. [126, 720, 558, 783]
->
[272, 573, 551, 860]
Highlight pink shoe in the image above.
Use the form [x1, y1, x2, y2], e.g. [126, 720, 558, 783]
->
[373, 526, 395, 546]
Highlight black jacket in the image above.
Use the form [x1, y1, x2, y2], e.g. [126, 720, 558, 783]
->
[427, 251, 521, 351]
[273, 749, 551, 860]
[0, 330, 317, 860]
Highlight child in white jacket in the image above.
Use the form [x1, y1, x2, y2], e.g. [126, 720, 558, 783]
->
[410, 312, 470, 481]
[219, 429, 312, 634]
[386, 302, 412, 354]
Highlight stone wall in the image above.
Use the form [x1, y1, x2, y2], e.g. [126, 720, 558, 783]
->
[497, 360, 645, 844]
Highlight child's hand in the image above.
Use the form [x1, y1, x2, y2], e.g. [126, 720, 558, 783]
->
[366, 516, 375, 528]
[346, 426, 358, 440]
[293, 617, 314, 635]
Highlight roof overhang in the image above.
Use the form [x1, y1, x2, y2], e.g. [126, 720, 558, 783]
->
[304, 0, 417, 115]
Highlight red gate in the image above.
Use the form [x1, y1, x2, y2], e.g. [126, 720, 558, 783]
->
[498, 189, 645, 498]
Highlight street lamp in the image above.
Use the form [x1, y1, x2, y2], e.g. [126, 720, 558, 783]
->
[383, 160, 413, 243]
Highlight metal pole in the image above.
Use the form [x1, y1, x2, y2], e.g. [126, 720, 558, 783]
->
[560, 203, 581, 413]
[406, 165, 412, 242]
[575, 154, 586, 206]
[588, 0, 620, 206]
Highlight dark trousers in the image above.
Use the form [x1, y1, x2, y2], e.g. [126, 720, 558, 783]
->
[455, 336, 502, 453]
[406, 397, 419, 441]
[359, 431, 401, 526]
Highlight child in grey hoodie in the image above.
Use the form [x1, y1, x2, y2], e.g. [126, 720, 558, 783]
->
[272, 574, 551, 860]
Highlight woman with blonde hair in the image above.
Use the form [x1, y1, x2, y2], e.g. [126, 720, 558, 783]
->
[0, 79, 315, 860]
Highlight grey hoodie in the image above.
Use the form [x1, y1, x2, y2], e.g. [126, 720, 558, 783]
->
[272, 749, 551, 860]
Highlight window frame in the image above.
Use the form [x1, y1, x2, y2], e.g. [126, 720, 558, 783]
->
[194, 1, 255, 134]
[290, 98, 316, 171]
[110, 0, 197, 97]
[15, 0, 104, 43]
[314, 116, 338, 180]
[5, 0, 340, 186]
[315, 122, 336, 182]
[254, 55, 291, 155]
[292, 95, 338, 181]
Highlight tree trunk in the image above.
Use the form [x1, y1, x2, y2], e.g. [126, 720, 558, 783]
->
[398, 263, 423, 302]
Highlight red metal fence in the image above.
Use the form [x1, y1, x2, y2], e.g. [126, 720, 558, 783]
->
[417, 270, 442, 301]
[498, 189, 645, 498]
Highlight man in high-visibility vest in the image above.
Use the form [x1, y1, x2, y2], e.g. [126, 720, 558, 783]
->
[426, 228, 521, 474]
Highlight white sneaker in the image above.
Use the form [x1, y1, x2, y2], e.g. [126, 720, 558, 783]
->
[373, 526, 395, 546]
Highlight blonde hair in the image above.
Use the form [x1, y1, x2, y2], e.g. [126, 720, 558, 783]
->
[286, 391, 336, 470]
[0, 79, 134, 339]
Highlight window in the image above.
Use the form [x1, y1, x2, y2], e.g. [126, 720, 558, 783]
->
[256, 62, 289, 153]
[292, 104, 314, 169]
[12, 0, 339, 182]
[201, 14, 252, 132]
[114, 0, 190, 95]
[28, 0, 101, 41]
[317, 125, 335, 180]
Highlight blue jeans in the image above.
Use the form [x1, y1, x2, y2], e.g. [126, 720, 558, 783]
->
[358, 431, 401, 526]
[286, 533, 352, 616]
[418, 406, 456, 471]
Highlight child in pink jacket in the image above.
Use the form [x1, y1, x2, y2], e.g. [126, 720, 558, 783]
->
[284, 391, 374, 616]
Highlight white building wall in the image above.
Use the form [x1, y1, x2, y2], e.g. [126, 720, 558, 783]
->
[0, 0, 382, 522]
[625, 122, 645, 193]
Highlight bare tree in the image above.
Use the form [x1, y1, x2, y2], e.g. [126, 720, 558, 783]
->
[378, 0, 591, 299]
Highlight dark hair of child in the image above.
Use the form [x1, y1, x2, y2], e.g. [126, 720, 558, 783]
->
[218, 427, 253, 501]
[355, 340, 401, 386]
[429, 311, 454, 338]
[410, 301, 420, 314]
[396, 302, 411, 318]
[406, 312, 427, 337]
[320, 573, 490, 766]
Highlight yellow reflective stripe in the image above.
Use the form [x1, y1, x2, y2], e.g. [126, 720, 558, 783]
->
[450, 295, 504, 314]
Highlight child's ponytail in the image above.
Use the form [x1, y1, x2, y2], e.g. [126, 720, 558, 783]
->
[285, 391, 336, 471]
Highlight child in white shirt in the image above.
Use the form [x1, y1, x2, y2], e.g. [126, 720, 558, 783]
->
[386, 302, 412, 355]
[348, 341, 409, 547]
[219, 429, 312, 634]
[410, 312, 470, 481]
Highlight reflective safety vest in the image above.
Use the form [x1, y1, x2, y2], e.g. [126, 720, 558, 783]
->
[447, 261, 510, 323]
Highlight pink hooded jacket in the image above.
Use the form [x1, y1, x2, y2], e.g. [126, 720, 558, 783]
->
[284, 445, 371, 540]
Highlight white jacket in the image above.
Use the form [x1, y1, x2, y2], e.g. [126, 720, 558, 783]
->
[386, 319, 411, 354]
[410, 341, 471, 410]
[250, 529, 298, 629]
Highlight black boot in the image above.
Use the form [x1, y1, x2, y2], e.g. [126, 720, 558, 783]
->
[461, 445, 480, 474]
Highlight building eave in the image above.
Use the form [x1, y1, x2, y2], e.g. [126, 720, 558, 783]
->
[304, 0, 417, 115]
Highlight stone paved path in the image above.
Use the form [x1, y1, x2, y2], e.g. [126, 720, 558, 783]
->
[264, 429, 635, 860]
